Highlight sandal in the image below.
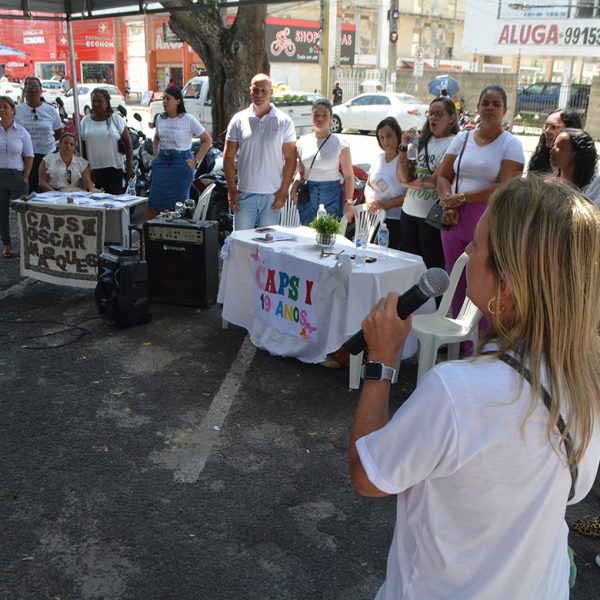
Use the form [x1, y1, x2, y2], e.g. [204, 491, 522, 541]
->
[571, 516, 600, 537]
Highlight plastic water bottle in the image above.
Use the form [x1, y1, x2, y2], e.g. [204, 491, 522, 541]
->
[126, 177, 137, 196]
[316, 203, 327, 220]
[378, 222, 389, 259]
[355, 229, 368, 268]
[407, 137, 419, 161]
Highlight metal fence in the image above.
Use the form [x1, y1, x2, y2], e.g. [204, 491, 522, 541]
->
[332, 67, 387, 100]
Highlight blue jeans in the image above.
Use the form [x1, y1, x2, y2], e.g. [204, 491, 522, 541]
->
[297, 180, 343, 226]
[234, 192, 281, 230]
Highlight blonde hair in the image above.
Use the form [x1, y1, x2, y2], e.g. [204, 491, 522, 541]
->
[485, 176, 600, 466]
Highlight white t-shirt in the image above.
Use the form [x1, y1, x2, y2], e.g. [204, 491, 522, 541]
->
[15, 101, 62, 155]
[297, 133, 347, 182]
[402, 135, 454, 218]
[80, 113, 126, 170]
[357, 356, 600, 600]
[156, 113, 206, 151]
[368, 152, 406, 220]
[43, 152, 89, 189]
[446, 130, 525, 194]
[226, 105, 296, 194]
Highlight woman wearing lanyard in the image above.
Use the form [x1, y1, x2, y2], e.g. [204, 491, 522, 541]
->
[80, 88, 134, 195]
[15, 77, 63, 193]
[144, 86, 212, 221]
[0, 95, 33, 258]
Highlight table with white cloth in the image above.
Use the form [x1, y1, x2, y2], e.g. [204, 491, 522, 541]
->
[13, 192, 146, 289]
[218, 226, 434, 384]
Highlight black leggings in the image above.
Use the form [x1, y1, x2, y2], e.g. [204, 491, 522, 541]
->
[399, 211, 445, 270]
[92, 167, 124, 195]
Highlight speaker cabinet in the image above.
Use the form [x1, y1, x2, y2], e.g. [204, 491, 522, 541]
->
[143, 218, 219, 308]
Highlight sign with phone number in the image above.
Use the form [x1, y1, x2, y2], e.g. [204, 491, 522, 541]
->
[494, 19, 600, 55]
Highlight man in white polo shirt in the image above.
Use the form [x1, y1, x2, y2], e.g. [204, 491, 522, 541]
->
[224, 73, 297, 230]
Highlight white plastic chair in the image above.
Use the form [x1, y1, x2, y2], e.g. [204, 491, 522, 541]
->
[411, 252, 482, 384]
[352, 204, 385, 243]
[280, 194, 301, 227]
[191, 184, 212, 221]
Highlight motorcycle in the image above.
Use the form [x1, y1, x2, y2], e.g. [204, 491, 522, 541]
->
[459, 111, 478, 131]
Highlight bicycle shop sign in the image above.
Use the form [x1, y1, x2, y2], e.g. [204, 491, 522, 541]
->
[266, 18, 355, 65]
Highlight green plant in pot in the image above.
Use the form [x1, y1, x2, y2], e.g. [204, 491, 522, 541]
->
[310, 213, 340, 249]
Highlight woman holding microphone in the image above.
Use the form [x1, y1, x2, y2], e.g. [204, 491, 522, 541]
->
[144, 86, 212, 221]
[350, 176, 600, 600]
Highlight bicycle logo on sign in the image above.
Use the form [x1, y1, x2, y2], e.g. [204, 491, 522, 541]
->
[270, 28, 296, 57]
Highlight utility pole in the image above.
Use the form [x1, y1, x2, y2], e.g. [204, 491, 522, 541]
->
[320, 0, 330, 96]
[387, 0, 399, 91]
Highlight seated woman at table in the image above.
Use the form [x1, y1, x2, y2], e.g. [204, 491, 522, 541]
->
[39, 132, 95, 193]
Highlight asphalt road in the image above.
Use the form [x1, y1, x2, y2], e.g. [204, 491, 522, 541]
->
[1, 136, 599, 599]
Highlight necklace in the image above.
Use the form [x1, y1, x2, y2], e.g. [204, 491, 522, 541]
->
[476, 129, 501, 146]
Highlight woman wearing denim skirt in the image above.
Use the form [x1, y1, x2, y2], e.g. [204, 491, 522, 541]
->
[144, 86, 212, 221]
[292, 99, 355, 226]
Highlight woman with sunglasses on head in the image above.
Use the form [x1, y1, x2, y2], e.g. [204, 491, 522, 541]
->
[396, 96, 459, 269]
[15, 76, 63, 193]
[0, 95, 33, 258]
[528, 108, 582, 175]
[80, 88, 134, 195]
[144, 86, 212, 221]
[39, 132, 95, 193]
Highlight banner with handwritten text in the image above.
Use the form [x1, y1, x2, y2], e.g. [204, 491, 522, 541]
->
[17, 203, 105, 289]
[252, 246, 319, 340]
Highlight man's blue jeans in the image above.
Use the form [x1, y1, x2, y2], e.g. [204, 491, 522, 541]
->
[233, 192, 281, 230]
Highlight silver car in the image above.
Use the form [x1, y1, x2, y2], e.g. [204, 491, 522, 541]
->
[331, 92, 429, 134]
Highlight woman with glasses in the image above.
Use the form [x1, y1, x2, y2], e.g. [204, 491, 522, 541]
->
[39, 132, 95, 192]
[0, 95, 33, 258]
[80, 88, 134, 195]
[15, 76, 63, 193]
[528, 108, 582, 175]
[397, 97, 459, 268]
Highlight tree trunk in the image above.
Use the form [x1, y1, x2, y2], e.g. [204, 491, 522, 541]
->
[167, 4, 270, 140]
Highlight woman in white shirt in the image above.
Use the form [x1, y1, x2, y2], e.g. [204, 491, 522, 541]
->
[350, 176, 600, 600]
[80, 88, 134, 195]
[145, 86, 212, 221]
[292, 99, 354, 226]
[364, 117, 406, 250]
[15, 76, 63, 193]
[437, 85, 524, 323]
[396, 97, 458, 269]
[39, 132, 95, 192]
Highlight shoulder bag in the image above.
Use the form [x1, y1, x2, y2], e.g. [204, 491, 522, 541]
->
[297, 134, 332, 205]
[425, 132, 470, 230]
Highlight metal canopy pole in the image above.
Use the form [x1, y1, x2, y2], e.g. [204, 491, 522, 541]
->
[66, 17, 83, 149]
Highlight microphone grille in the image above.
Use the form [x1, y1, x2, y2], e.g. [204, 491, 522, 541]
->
[418, 268, 450, 298]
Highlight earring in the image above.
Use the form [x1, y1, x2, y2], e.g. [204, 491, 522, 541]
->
[487, 296, 504, 315]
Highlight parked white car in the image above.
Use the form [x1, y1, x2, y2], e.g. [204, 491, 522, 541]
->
[0, 80, 23, 104]
[331, 92, 429, 134]
[60, 83, 126, 115]
[40, 79, 64, 105]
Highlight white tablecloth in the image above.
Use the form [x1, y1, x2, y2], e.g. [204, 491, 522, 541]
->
[218, 226, 434, 363]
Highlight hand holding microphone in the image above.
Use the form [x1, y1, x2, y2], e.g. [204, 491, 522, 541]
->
[344, 268, 450, 356]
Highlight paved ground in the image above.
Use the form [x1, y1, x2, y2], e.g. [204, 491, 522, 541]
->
[1, 137, 599, 599]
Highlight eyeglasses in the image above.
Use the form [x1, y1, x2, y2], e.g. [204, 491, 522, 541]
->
[428, 110, 447, 118]
[66, 169, 72, 185]
[31, 108, 38, 121]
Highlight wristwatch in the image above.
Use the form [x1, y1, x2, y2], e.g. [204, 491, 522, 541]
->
[361, 361, 396, 382]
[458, 193, 466, 205]
[398, 145, 408, 152]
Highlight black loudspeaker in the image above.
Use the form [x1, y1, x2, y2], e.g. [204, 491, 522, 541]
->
[96, 246, 151, 328]
[143, 217, 219, 308]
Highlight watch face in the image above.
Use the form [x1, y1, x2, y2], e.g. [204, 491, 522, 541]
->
[363, 362, 383, 379]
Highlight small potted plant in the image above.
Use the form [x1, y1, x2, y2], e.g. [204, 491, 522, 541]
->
[310, 213, 340, 249]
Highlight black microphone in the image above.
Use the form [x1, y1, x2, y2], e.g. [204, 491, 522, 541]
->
[344, 267, 450, 355]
